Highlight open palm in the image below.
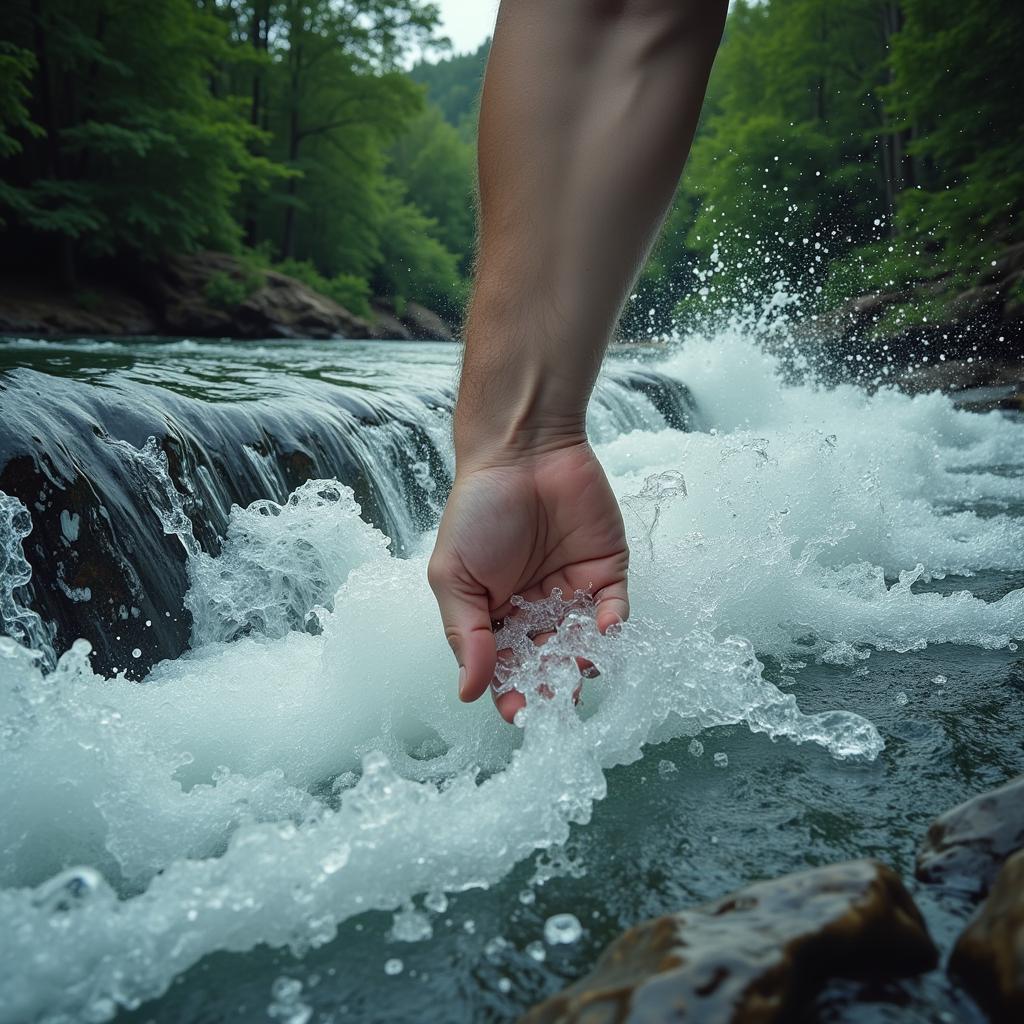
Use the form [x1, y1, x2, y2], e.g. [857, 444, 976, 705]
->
[428, 441, 629, 722]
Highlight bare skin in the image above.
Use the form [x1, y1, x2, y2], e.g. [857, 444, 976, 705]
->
[428, 0, 728, 722]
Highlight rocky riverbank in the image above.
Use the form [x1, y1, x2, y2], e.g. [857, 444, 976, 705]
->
[0, 251, 456, 342]
[526, 775, 1024, 1024]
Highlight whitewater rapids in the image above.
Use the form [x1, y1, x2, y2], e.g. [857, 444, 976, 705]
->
[1, 333, 1022, 1023]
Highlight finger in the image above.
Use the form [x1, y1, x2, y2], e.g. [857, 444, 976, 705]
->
[595, 580, 629, 634]
[428, 566, 497, 703]
[492, 686, 526, 724]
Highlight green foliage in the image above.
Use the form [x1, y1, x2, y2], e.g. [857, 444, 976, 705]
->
[373, 178, 466, 314]
[389, 103, 476, 269]
[409, 41, 488, 140]
[204, 266, 262, 309]
[1, 0, 287, 261]
[275, 259, 371, 317]
[621, 0, 1019, 337]
[0, 0, 467, 316]
[0, 42, 40, 160]
[0, 0, 1014, 331]
[884, 0, 1024, 278]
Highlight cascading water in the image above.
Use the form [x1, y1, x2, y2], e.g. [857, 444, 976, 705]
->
[0, 333, 1022, 1024]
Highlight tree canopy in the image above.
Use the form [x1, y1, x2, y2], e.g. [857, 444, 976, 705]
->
[0, 1, 1017, 330]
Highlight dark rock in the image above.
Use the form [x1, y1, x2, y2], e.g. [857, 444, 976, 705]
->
[368, 301, 413, 340]
[368, 298, 456, 341]
[148, 251, 375, 340]
[521, 860, 937, 1024]
[0, 366, 454, 675]
[950, 849, 1024, 1023]
[401, 301, 456, 341]
[916, 775, 1024, 898]
[0, 277, 157, 337]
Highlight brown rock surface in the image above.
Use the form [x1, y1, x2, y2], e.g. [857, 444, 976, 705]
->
[401, 301, 456, 341]
[915, 775, 1024, 897]
[521, 860, 937, 1024]
[950, 849, 1024, 1023]
[0, 277, 157, 336]
[151, 251, 375, 339]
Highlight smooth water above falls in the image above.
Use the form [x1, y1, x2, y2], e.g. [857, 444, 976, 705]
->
[0, 333, 1023, 1023]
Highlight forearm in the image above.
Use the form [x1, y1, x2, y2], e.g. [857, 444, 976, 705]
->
[455, 0, 727, 464]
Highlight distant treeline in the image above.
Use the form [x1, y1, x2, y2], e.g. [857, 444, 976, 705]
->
[0, 0, 475, 318]
[0, 1, 1020, 329]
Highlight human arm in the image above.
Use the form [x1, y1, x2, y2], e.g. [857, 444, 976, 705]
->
[428, 0, 728, 721]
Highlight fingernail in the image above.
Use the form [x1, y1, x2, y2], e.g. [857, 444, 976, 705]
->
[458, 665, 468, 699]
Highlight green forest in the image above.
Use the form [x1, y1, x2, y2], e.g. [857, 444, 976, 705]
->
[0, 0, 1020, 334]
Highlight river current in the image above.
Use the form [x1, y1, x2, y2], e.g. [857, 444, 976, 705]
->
[0, 332, 1022, 1023]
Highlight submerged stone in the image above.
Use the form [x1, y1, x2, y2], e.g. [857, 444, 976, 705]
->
[521, 860, 936, 1024]
[950, 849, 1024, 1023]
[916, 775, 1024, 897]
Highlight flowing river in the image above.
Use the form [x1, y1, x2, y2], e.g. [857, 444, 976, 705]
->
[1, 332, 1022, 1023]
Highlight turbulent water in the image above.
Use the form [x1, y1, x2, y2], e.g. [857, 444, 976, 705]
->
[1, 333, 1022, 1023]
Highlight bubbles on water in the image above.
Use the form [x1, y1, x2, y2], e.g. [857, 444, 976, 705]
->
[383, 958, 404, 977]
[894, 691, 910, 707]
[319, 845, 350, 876]
[657, 759, 678, 776]
[2, 332, 1023, 1021]
[714, 752, 729, 768]
[268, 977, 312, 1024]
[423, 891, 448, 914]
[0, 492, 55, 665]
[544, 913, 583, 945]
[484, 935, 510, 961]
[390, 905, 432, 943]
[525, 941, 546, 962]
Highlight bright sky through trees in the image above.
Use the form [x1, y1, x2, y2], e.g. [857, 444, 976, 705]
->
[437, 0, 496, 52]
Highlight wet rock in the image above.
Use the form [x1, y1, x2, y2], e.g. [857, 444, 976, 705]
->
[368, 301, 413, 340]
[522, 860, 937, 1024]
[915, 775, 1024, 897]
[949, 849, 1024, 1023]
[401, 301, 456, 341]
[369, 299, 456, 341]
[149, 251, 375, 340]
[0, 277, 157, 336]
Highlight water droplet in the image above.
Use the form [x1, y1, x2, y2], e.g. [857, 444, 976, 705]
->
[525, 940, 546, 962]
[384, 958, 404, 976]
[423, 891, 448, 914]
[544, 913, 583, 945]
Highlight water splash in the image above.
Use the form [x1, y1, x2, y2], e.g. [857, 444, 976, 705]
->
[0, 332, 1021, 1022]
[0, 492, 55, 668]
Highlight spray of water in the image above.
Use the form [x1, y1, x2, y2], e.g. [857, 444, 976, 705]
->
[0, 329, 1021, 1023]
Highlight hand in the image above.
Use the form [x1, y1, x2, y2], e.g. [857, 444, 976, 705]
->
[428, 440, 629, 723]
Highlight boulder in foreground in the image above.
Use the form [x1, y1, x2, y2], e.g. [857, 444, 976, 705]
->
[950, 849, 1024, 1023]
[522, 859, 937, 1024]
[916, 775, 1024, 897]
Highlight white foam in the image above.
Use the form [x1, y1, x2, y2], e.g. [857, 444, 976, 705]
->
[0, 332, 1021, 1022]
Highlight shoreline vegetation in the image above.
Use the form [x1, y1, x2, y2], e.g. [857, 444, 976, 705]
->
[1, 1, 1021, 370]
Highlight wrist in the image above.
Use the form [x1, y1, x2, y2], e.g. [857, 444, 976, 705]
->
[453, 381, 587, 471]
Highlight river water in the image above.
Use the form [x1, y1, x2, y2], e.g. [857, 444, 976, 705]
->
[1, 332, 1022, 1023]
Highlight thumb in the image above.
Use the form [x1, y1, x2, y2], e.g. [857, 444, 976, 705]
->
[427, 560, 497, 703]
